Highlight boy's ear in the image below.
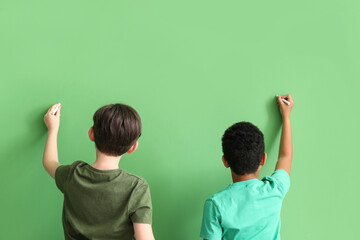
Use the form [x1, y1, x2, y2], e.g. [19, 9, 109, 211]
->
[222, 156, 230, 168]
[127, 141, 139, 154]
[260, 152, 267, 166]
[88, 127, 95, 142]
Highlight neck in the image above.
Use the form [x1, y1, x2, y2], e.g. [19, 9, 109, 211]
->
[91, 150, 122, 170]
[231, 170, 260, 183]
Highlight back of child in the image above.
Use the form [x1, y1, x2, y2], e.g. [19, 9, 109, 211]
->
[43, 103, 155, 240]
[200, 95, 294, 240]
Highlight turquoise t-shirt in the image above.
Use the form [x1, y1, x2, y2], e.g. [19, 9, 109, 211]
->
[200, 169, 290, 240]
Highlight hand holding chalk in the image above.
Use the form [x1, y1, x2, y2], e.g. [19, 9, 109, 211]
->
[276, 95, 290, 105]
[44, 103, 62, 133]
[276, 94, 294, 119]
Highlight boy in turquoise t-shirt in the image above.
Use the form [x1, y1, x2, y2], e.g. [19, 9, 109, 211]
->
[201, 94, 294, 240]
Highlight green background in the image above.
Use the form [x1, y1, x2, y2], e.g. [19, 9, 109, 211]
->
[0, 0, 359, 239]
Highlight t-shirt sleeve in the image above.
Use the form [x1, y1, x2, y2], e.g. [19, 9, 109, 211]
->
[55, 164, 72, 193]
[128, 180, 152, 224]
[200, 199, 222, 240]
[262, 169, 291, 197]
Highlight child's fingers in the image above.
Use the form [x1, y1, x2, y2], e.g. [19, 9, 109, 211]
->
[277, 96, 285, 105]
[283, 94, 293, 104]
[47, 104, 58, 114]
[279, 94, 294, 105]
[49, 103, 61, 115]
[280, 94, 292, 100]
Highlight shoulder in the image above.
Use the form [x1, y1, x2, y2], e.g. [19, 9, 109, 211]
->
[121, 169, 146, 181]
[203, 197, 221, 217]
[121, 170, 150, 188]
[56, 160, 87, 176]
[210, 183, 235, 199]
[71, 160, 87, 169]
[121, 170, 147, 182]
[261, 169, 291, 196]
[55, 161, 87, 193]
[58, 160, 87, 170]
[262, 169, 290, 185]
[205, 185, 233, 208]
[56, 160, 84, 173]
[125, 172, 152, 206]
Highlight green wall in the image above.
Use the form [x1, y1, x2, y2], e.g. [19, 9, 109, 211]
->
[1, 0, 359, 239]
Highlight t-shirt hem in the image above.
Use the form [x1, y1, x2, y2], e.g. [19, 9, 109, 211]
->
[131, 218, 152, 224]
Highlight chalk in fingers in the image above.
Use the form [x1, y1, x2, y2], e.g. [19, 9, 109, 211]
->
[52, 103, 61, 115]
[276, 95, 290, 106]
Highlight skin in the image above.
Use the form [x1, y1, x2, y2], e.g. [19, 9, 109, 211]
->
[43, 104, 155, 240]
[204, 94, 294, 240]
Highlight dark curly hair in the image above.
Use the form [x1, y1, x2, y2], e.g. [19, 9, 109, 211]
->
[93, 103, 141, 156]
[222, 122, 264, 175]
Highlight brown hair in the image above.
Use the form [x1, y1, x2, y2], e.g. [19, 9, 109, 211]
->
[92, 103, 142, 156]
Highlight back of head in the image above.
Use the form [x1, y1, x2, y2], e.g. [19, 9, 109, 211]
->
[93, 103, 142, 156]
[222, 122, 264, 175]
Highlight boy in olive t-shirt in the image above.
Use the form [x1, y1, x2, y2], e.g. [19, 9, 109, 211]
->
[43, 103, 155, 240]
[201, 94, 294, 240]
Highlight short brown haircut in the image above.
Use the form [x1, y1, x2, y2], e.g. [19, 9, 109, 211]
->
[92, 103, 142, 156]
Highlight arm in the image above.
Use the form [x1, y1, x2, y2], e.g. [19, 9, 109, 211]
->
[133, 223, 155, 240]
[275, 94, 294, 176]
[43, 103, 62, 179]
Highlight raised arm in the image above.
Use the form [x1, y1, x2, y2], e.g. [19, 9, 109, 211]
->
[43, 103, 62, 179]
[133, 223, 155, 240]
[275, 94, 294, 176]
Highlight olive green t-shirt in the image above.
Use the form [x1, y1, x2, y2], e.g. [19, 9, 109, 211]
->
[55, 161, 152, 240]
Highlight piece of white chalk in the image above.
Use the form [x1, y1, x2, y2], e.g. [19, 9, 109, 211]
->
[52, 103, 61, 115]
[276, 95, 290, 105]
